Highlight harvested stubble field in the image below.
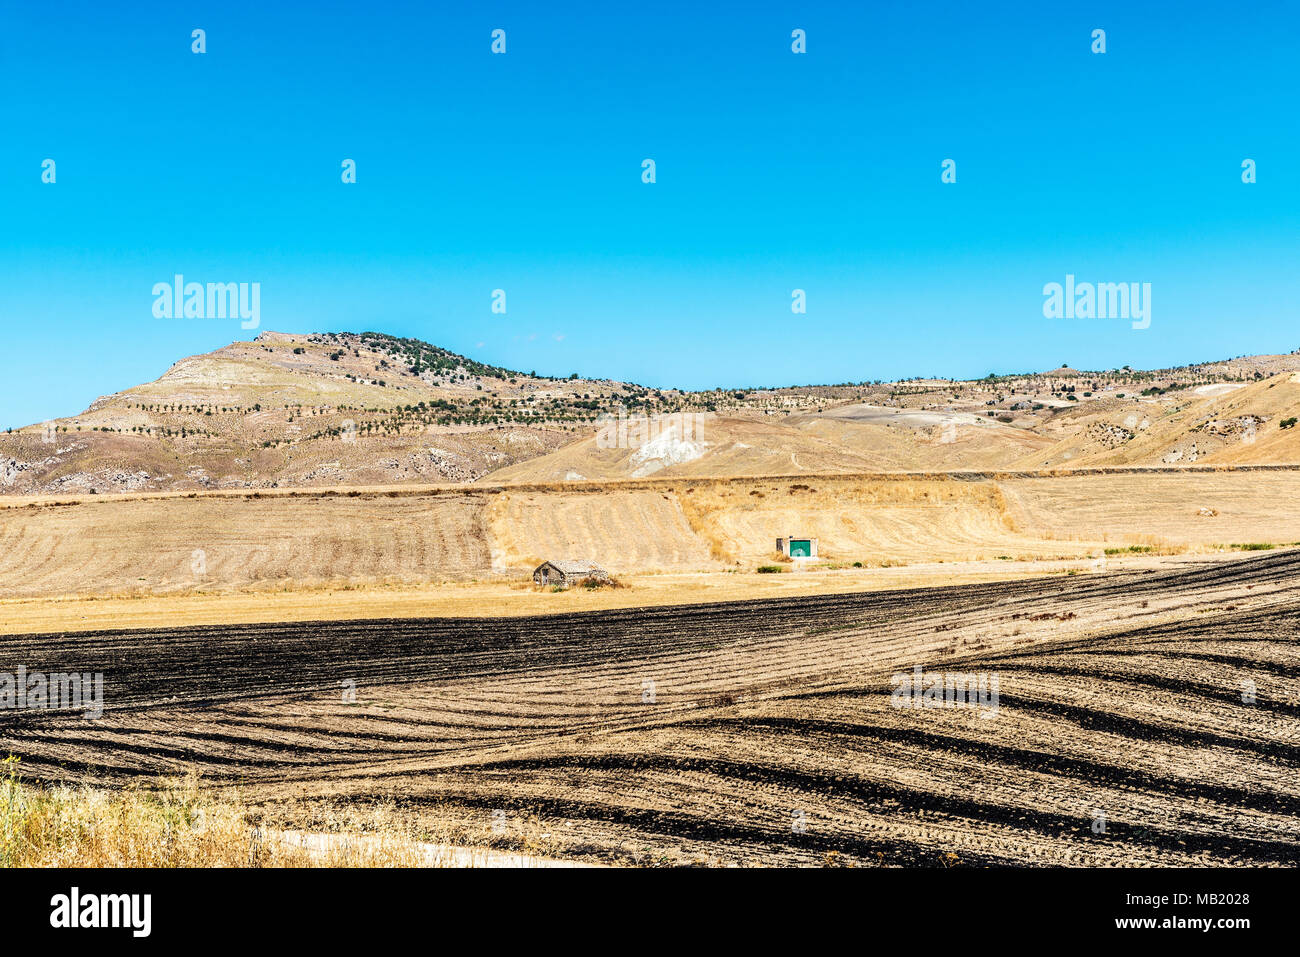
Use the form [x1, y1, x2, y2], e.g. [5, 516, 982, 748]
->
[1000, 470, 1300, 546]
[0, 491, 493, 600]
[7, 469, 1300, 614]
[3, 549, 1298, 866]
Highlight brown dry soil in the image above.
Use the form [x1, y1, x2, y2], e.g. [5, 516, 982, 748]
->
[3, 549, 1298, 866]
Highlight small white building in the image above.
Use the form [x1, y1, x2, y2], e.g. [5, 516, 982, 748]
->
[776, 536, 818, 559]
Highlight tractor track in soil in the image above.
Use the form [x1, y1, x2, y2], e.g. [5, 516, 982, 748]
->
[2, 550, 1298, 865]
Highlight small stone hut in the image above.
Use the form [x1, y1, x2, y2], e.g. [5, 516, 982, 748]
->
[533, 559, 610, 588]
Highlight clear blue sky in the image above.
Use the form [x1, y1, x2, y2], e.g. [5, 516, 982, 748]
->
[2, 0, 1298, 428]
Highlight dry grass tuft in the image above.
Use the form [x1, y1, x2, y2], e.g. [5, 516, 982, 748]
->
[0, 756, 494, 868]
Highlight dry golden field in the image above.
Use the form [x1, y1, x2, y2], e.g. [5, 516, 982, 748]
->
[487, 487, 714, 571]
[4, 468, 1300, 617]
[1000, 471, 1300, 545]
[0, 490, 492, 600]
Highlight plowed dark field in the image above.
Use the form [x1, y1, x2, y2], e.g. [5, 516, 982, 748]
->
[3, 551, 1298, 865]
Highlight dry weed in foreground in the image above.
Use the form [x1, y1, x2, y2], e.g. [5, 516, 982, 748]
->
[0, 756, 504, 867]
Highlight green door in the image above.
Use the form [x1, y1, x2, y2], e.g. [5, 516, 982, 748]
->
[789, 539, 811, 557]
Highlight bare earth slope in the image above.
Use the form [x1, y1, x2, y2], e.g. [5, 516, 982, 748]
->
[486, 411, 1054, 483]
[1011, 373, 1300, 469]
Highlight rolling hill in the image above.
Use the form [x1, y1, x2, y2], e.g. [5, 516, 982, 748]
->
[7, 332, 1300, 494]
[0, 331, 630, 494]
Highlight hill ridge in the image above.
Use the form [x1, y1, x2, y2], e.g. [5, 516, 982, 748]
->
[6, 333, 1300, 494]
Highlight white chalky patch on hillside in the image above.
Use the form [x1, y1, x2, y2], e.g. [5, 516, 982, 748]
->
[630, 428, 708, 478]
[1194, 383, 1245, 396]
